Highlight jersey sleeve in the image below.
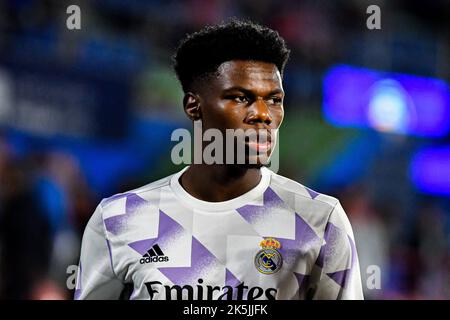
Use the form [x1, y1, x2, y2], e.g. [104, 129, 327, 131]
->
[74, 202, 124, 300]
[311, 201, 364, 300]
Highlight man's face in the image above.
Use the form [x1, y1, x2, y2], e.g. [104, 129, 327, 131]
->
[196, 60, 285, 166]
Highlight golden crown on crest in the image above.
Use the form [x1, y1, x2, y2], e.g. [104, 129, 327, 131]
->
[259, 237, 281, 250]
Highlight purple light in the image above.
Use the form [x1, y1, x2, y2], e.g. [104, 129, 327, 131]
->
[323, 65, 450, 137]
[410, 146, 450, 196]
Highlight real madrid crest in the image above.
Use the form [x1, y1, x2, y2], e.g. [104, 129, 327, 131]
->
[254, 237, 283, 274]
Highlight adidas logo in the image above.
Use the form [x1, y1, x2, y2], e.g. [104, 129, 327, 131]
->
[140, 244, 169, 264]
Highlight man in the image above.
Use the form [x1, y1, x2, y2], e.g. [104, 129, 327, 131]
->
[75, 19, 363, 300]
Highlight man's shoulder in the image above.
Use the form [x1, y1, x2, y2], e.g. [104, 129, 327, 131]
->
[87, 173, 177, 242]
[99, 173, 174, 210]
[266, 168, 339, 212]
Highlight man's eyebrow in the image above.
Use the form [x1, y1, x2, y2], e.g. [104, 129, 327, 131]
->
[222, 86, 284, 96]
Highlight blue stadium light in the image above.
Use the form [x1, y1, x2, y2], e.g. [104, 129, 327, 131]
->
[410, 146, 450, 196]
[323, 65, 450, 137]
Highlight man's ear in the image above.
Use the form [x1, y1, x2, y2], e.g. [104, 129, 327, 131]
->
[183, 92, 202, 121]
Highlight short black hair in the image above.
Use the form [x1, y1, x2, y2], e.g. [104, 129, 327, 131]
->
[173, 19, 290, 92]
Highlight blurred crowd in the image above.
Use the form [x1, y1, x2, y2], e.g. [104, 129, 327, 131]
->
[0, 138, 94, 299]
[0, 0, 449, 299]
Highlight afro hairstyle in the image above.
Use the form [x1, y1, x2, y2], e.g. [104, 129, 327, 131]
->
[173, 19, 290, 92]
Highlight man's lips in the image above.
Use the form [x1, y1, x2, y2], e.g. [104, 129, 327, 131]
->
[246, 140, 272, 153]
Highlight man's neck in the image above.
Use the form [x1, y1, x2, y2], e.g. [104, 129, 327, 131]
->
[179, 164, 262, 202]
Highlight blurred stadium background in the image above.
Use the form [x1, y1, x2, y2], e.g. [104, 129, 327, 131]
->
[0, 0, 449, 299]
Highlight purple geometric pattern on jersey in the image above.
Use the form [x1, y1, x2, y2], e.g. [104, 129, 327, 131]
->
[236, 187, 284, 224]
[104, 193, 147, 235]
[315, 221, 340, 268]
[159, 236, 219, 285]
[128, 210, 184, 255]
[74, 289, 82, 300]
[237, 187, 321, 267]
[316, 222, 356, 288]
[225, 269, 240, 287]
[278, 214, 322, 267]
[327, 269, 349, 288]
[325, 235, 357, 288]
[305, 187, 320, 199]
[106, 239, 115, 273]
[156, 210, 185, 254]
[128, 238, 155, 256]
[102, 193, 128, 206]
[128, 207, 211, 287]
[74, 262, 82, 300]
[293, 272, 310, 296]
[225, 269, 241, 299]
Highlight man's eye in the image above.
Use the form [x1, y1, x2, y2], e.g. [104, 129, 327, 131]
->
[268, 97, 283, 105]
[232, 96, 248, 103]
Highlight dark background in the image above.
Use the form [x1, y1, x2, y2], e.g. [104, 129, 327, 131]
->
[0, 0, 449, 299]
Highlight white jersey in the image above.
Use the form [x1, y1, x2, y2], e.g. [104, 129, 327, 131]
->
[75, 166, 363, 300]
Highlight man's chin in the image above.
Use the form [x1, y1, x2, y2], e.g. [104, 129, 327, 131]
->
[237, 155, 270, 169]
[240, 163, 264, 169]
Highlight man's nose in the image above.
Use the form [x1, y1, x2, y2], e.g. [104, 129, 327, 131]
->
[246, 97, 272, 125]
